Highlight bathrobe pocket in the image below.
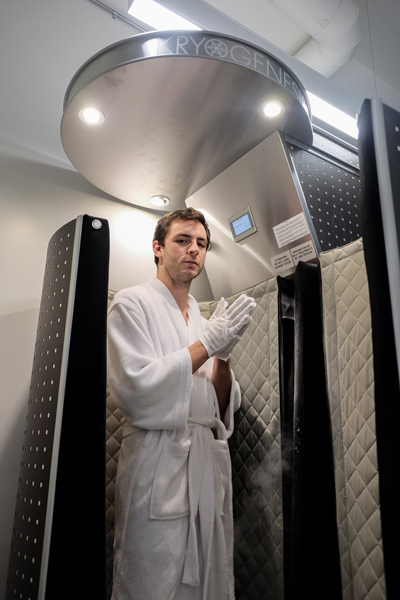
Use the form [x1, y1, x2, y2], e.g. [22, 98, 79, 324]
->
[149, 438, 191, 519]
[211, 440, 229, 516]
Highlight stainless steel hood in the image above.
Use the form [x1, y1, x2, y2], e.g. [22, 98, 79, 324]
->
[61, 30, 312, 211]
[187, 130, 319, 299]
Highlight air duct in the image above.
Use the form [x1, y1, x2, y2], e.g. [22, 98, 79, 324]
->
[267, 0, 362, 77]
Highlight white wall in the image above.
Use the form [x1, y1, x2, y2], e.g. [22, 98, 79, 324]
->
[0, 140, 213, 597]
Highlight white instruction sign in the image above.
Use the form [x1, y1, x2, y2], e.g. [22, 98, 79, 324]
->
[271, 250, 294, 273]
[273, 213, 310, 248]
[291, 240, 317, 265]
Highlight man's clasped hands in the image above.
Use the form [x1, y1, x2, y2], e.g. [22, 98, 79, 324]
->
[201, 294, 256, 361]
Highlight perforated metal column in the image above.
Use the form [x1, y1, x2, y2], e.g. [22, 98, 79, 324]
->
[6, 215, 110, 600]
[285, 132, 362, 252]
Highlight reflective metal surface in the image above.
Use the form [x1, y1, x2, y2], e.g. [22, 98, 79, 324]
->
[61, 30, 313, 211]
[187, 131, 319, 299]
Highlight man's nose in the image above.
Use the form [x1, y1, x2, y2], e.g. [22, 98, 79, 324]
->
[188, 242, 199, 254]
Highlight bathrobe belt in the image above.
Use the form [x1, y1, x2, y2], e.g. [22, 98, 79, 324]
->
[121, 416, 231, 596]
[183, 415, 228, 592]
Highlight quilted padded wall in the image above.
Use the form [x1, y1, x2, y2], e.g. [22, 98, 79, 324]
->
[320, 238, 386, 600]
[200, 278, 283, 600]
[106, 397, 124, 599]
[106, 290, 124, 600]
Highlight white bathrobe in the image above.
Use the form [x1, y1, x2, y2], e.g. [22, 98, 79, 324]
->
[107, 278, 241, 600]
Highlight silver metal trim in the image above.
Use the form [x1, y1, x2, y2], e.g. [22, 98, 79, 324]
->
[280, 133, 322, 254]
[63, 30, 312, 117]
[284, 133, 360, 176]
[371, 97, 400, 384]
[38, 216, 83, 599]
[311, 124, 358, 154]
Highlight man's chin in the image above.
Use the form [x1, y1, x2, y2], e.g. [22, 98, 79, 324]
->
[182, 266, 203, 281]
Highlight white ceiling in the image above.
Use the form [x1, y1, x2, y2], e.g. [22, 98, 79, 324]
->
[164, 0, 400, 113]
[0, 0, 399, 172]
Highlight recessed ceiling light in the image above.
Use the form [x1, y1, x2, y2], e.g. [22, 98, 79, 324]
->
[78, 107, 105, 125]
[150, 195, 170, 207]
[259, 101, 285, 118]
[128, 0, 200, 30]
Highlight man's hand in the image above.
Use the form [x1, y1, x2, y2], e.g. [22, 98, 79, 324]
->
[200, 294, 256, 359]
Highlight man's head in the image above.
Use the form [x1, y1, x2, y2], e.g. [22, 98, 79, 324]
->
[152, 208, 211, 288]
[152, 207, 211, 266]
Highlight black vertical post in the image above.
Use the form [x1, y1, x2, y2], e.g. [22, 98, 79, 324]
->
[6, 215, 109, 600]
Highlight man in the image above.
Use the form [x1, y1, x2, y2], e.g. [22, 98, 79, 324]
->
[107, 207, 255, 600]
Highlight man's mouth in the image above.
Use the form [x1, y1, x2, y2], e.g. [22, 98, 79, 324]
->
[184, 261, 198, 266]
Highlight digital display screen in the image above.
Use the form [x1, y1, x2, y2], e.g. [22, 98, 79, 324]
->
[228, 206, 257, 242]
[232, 214, 252, 235]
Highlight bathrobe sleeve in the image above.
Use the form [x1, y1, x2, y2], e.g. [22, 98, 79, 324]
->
[107, 298, 193, 430]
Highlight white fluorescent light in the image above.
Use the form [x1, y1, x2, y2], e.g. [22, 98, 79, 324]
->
[307, 92, 358, 139]
[128, 0, 201, 30]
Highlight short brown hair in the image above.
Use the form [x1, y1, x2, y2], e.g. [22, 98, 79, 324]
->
[153, 207, 211, 265]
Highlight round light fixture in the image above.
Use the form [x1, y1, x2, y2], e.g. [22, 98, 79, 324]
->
[259, 101, 285, 118]
[78, 107, 105, 125]
[150, 195, 170, 207]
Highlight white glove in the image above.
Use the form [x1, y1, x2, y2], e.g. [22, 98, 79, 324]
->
[206, 297, 241, 361]
[215, 295, 256, 360]
[214, 316, 253, 360]
[208, 296, 228, 322]
[200, 294, 256, 358]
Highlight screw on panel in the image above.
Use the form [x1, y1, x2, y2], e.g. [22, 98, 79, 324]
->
[92, 219, 102, 230]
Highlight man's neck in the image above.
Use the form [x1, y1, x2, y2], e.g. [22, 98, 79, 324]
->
[156, 272, 190, 316]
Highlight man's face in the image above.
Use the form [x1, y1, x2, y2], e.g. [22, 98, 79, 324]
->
[153, 219, 207, 285]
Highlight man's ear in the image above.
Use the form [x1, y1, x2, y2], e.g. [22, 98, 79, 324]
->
[153, 240, 163, 261]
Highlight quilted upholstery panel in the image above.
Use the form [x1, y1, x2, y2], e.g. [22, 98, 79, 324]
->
[106, 290, 124, 599]
[320, 238, 386, 600]
[197, 300, 212, 319]
[200, 279, 283, 600]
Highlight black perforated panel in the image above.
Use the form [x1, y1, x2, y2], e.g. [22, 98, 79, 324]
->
[6, 215, 109, 600]
[6, 219, 76, 600]
[312, 131, 360, 169]
[288, 138, 362, 252]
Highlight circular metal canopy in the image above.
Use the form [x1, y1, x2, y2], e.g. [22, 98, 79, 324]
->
[61, 30, 312, 211]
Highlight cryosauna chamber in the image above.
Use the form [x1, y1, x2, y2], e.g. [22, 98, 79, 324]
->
[6, 29, 400, 600]
[59, 30, 361, 296]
